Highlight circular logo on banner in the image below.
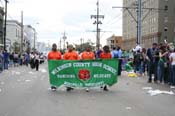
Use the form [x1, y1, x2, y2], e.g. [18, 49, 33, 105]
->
[78, 69, 90, 81]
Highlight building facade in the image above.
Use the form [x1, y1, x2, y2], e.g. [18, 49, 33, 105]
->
[107, 35, 123, 50]
[6, 20, 22, 52]
[123, 0, 175, 50]
[24, 25, 37, 51]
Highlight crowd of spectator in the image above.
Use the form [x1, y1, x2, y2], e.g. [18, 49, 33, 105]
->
[126, 42, 175, 88]
[0, 49, 45, 73]
[1, 41, 175, 89]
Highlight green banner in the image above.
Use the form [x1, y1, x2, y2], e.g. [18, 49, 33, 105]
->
[48, 59, 118, 87]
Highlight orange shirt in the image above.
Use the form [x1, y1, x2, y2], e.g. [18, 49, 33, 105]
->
[63, 51, 79, 60]
[100, 52, 112, 59]
[81, 51, 95, 60]
[48, 51, 62, 60]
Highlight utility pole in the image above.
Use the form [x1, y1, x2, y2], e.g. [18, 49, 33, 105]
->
[32, 23, 39, 51]
[80, 38, 83, 51]
[20, 11, 23, 53]
[3, 0, 8, 51]
[34, 29, 36, 50]
[59, 37, 62, 50]
[62, 31, 67, 50]
[137, 0, 142, 45]
[91, 0, 104, 50]
[34, 30, 35, 50]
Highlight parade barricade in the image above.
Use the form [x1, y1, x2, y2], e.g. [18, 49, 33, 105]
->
[48, 59, 118, 88]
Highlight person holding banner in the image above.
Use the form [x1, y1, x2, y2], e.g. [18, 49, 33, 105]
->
[81, 46, 95, 60]
[48, 43, 62, 90]
[63, 44, 79, 91]
[100, 45, 112, 59]
[80, 45, 95, 92]
[100, 45, 112, 91]
[63, 45, 79, 60]
[48, 43, 62, 60]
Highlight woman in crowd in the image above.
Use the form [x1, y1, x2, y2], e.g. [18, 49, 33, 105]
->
[157, 45, 168, 84]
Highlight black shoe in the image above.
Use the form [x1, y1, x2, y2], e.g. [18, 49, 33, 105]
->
[51, 86, 57, 91]
[103, 86, 109, 91]
[66, 87, 74, 91]
[148, 79, 152, 83]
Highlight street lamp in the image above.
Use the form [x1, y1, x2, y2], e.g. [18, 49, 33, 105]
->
[3, 0, 9, 51]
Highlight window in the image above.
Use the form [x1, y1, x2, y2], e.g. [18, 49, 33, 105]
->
[111, 40, 114, 43]
[165, 5, 168, 11]
[111, 45, 114, 49]
[18, 30, 20, 37]
[16, 29, 18, 37]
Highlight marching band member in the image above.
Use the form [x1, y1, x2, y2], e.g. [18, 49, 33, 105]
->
[80, 45, 95, 92]
[100, 45, 112, 91]
[48, 43, 62, 91]
[48, 43, 62, 60]
[63, 45, 79, 60]
[80, 45, 95, 60]
[63, 45, 79, 91]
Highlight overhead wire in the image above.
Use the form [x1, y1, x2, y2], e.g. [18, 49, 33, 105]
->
[0, 0, 4, 7]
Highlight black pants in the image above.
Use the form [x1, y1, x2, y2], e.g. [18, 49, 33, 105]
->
[118, 59, 122, 76]
[35, 60, 39, 71]
[30, 59, 35, 69]
[148, 61, 158, 82]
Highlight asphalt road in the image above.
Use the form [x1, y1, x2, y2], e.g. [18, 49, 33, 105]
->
[0, 63, 175, 116]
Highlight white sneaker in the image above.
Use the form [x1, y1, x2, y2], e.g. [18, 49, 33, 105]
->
[170, 86, 175, 89]
[86, 88, 89, 92]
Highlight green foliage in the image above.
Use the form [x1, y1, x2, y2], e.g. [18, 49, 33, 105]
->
[13, 42, 20, 52]
[74, 41, 95, 52]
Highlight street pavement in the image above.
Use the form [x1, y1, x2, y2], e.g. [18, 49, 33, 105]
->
[0, 63, 175, 116]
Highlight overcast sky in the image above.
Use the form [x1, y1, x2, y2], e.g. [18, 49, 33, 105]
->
[3, 0, 123, 46]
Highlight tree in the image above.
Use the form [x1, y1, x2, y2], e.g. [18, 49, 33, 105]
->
[74, 40, 95, 52]
[12, 42, 20, 52]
